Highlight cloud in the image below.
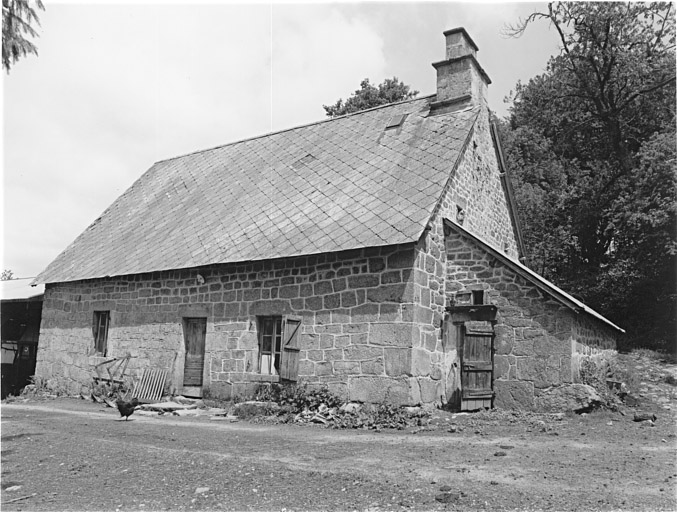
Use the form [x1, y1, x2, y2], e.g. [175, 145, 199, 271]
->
[270, 5, 386, 129]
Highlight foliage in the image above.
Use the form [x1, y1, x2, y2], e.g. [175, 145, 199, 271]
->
[2, 0, 44, 73]
[323, 77, 418, 117]
[578, 356, 636, 409]
[249, 382, 428, 430]
[91, 379, 130, 401]
[254, 382, 342, 413]
[501, 2, 676, 349]
[1, 269, 14, 280]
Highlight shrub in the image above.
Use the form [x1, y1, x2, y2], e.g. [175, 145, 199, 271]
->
[579, 356, 631, 409]
[254, 382, 342, 413]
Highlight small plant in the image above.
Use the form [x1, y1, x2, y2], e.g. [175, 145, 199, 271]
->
[238, 381, 429, 431]
[253, 382, 343, 414]
[90, 380, 130, 400]
[20, 375, 69, 398]
[578, 356, 629, 410]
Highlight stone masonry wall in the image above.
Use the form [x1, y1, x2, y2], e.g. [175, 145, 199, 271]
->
[37, 244, 438, 405]
[444, 227, 618, 411]
[399, 106, 522, 407]
[445, 108, 519, 260]
[571, 314, 618, 382]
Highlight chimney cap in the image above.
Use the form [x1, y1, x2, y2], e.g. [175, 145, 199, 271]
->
[442, 27, 479, 52]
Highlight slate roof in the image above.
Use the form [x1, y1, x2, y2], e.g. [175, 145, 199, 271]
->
[35, 96, 480, 284]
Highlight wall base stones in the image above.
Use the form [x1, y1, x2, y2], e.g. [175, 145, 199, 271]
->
[494, 380, 535, 410]
[534, 384, 603, 412]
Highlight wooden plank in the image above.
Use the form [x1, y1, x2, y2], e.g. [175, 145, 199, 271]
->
[133, 368, 168, 403]
[460, 325, 494, 410]
[280, 317, 302, 381]
[463, 389, 493, 398]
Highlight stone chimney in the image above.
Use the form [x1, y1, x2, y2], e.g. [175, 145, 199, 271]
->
[431, 28, 491, 112]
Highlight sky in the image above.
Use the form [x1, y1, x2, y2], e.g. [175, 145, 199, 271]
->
[2, 1, 561, 280]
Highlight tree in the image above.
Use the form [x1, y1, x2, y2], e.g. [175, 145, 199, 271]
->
[1, 269, 15, 280]
[323, 77, 418, 117]
[502, 2, 676, 350]
[2, 0, 45, 73]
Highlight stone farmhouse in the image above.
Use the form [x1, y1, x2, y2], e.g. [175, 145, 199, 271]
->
[33, 28, 623, 411]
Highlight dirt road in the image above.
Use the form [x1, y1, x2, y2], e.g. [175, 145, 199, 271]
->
[1, 395, 675, 511]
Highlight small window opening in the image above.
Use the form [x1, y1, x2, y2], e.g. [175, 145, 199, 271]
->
[291, 153, 316, 170]
[471, 290, 484, 305]
[93, 311, 110, 356]
[456, 206, 465, 225]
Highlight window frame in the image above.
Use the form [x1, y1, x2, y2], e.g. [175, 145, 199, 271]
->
[258, 315, 283, 376]
[257, 315, 302, 381]
[92, 311, 110, 356]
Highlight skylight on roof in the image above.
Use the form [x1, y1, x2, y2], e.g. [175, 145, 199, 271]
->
[385, 114, 407, 129]
[291, 154, 316, 170]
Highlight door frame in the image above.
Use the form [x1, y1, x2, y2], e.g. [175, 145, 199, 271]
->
[181, 316, 207, 397]
[445, 304, 498, 412]
[460, 326, 495, 411]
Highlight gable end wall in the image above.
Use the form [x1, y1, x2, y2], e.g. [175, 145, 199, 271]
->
[444, 109, 518, 259]
[444, 229, 618, 410]
[400, 107, 521, 404]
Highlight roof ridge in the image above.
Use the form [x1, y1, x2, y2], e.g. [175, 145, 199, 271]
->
[154, 94, 438, 164]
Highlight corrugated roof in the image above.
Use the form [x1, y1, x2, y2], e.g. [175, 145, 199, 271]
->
[35, 97, 479, 284]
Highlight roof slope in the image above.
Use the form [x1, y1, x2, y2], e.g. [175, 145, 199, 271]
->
[35, 97, 479, 284]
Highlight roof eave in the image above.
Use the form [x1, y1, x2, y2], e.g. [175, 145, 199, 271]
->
[490, 119, 528, 262]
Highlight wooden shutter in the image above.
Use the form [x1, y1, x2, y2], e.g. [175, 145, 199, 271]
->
[93, 311, 110, 355]
[279, 316, 302, 381]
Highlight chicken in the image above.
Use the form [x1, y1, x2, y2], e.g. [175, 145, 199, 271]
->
[116, 397, 140, 420]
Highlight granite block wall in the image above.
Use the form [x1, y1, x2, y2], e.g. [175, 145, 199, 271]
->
[36, 244, 438, 404]
[399, 107, 522, 407]
[444, 227, 618, 410]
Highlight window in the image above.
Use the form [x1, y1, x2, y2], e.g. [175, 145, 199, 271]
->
[258, 316, 302, 381]
[259, 316, 282, 375]
[456, 206, 466, 225]
[93, 311, 110, 356]
[471, 290, 484, 305]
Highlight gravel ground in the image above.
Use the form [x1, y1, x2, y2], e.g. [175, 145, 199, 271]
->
[1, 352, 676, 511]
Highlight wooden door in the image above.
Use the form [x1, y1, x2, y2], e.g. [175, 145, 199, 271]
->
[279, 316, 301, 381]
[461, 328, 494, 411]
[183, 318, 206, 387]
